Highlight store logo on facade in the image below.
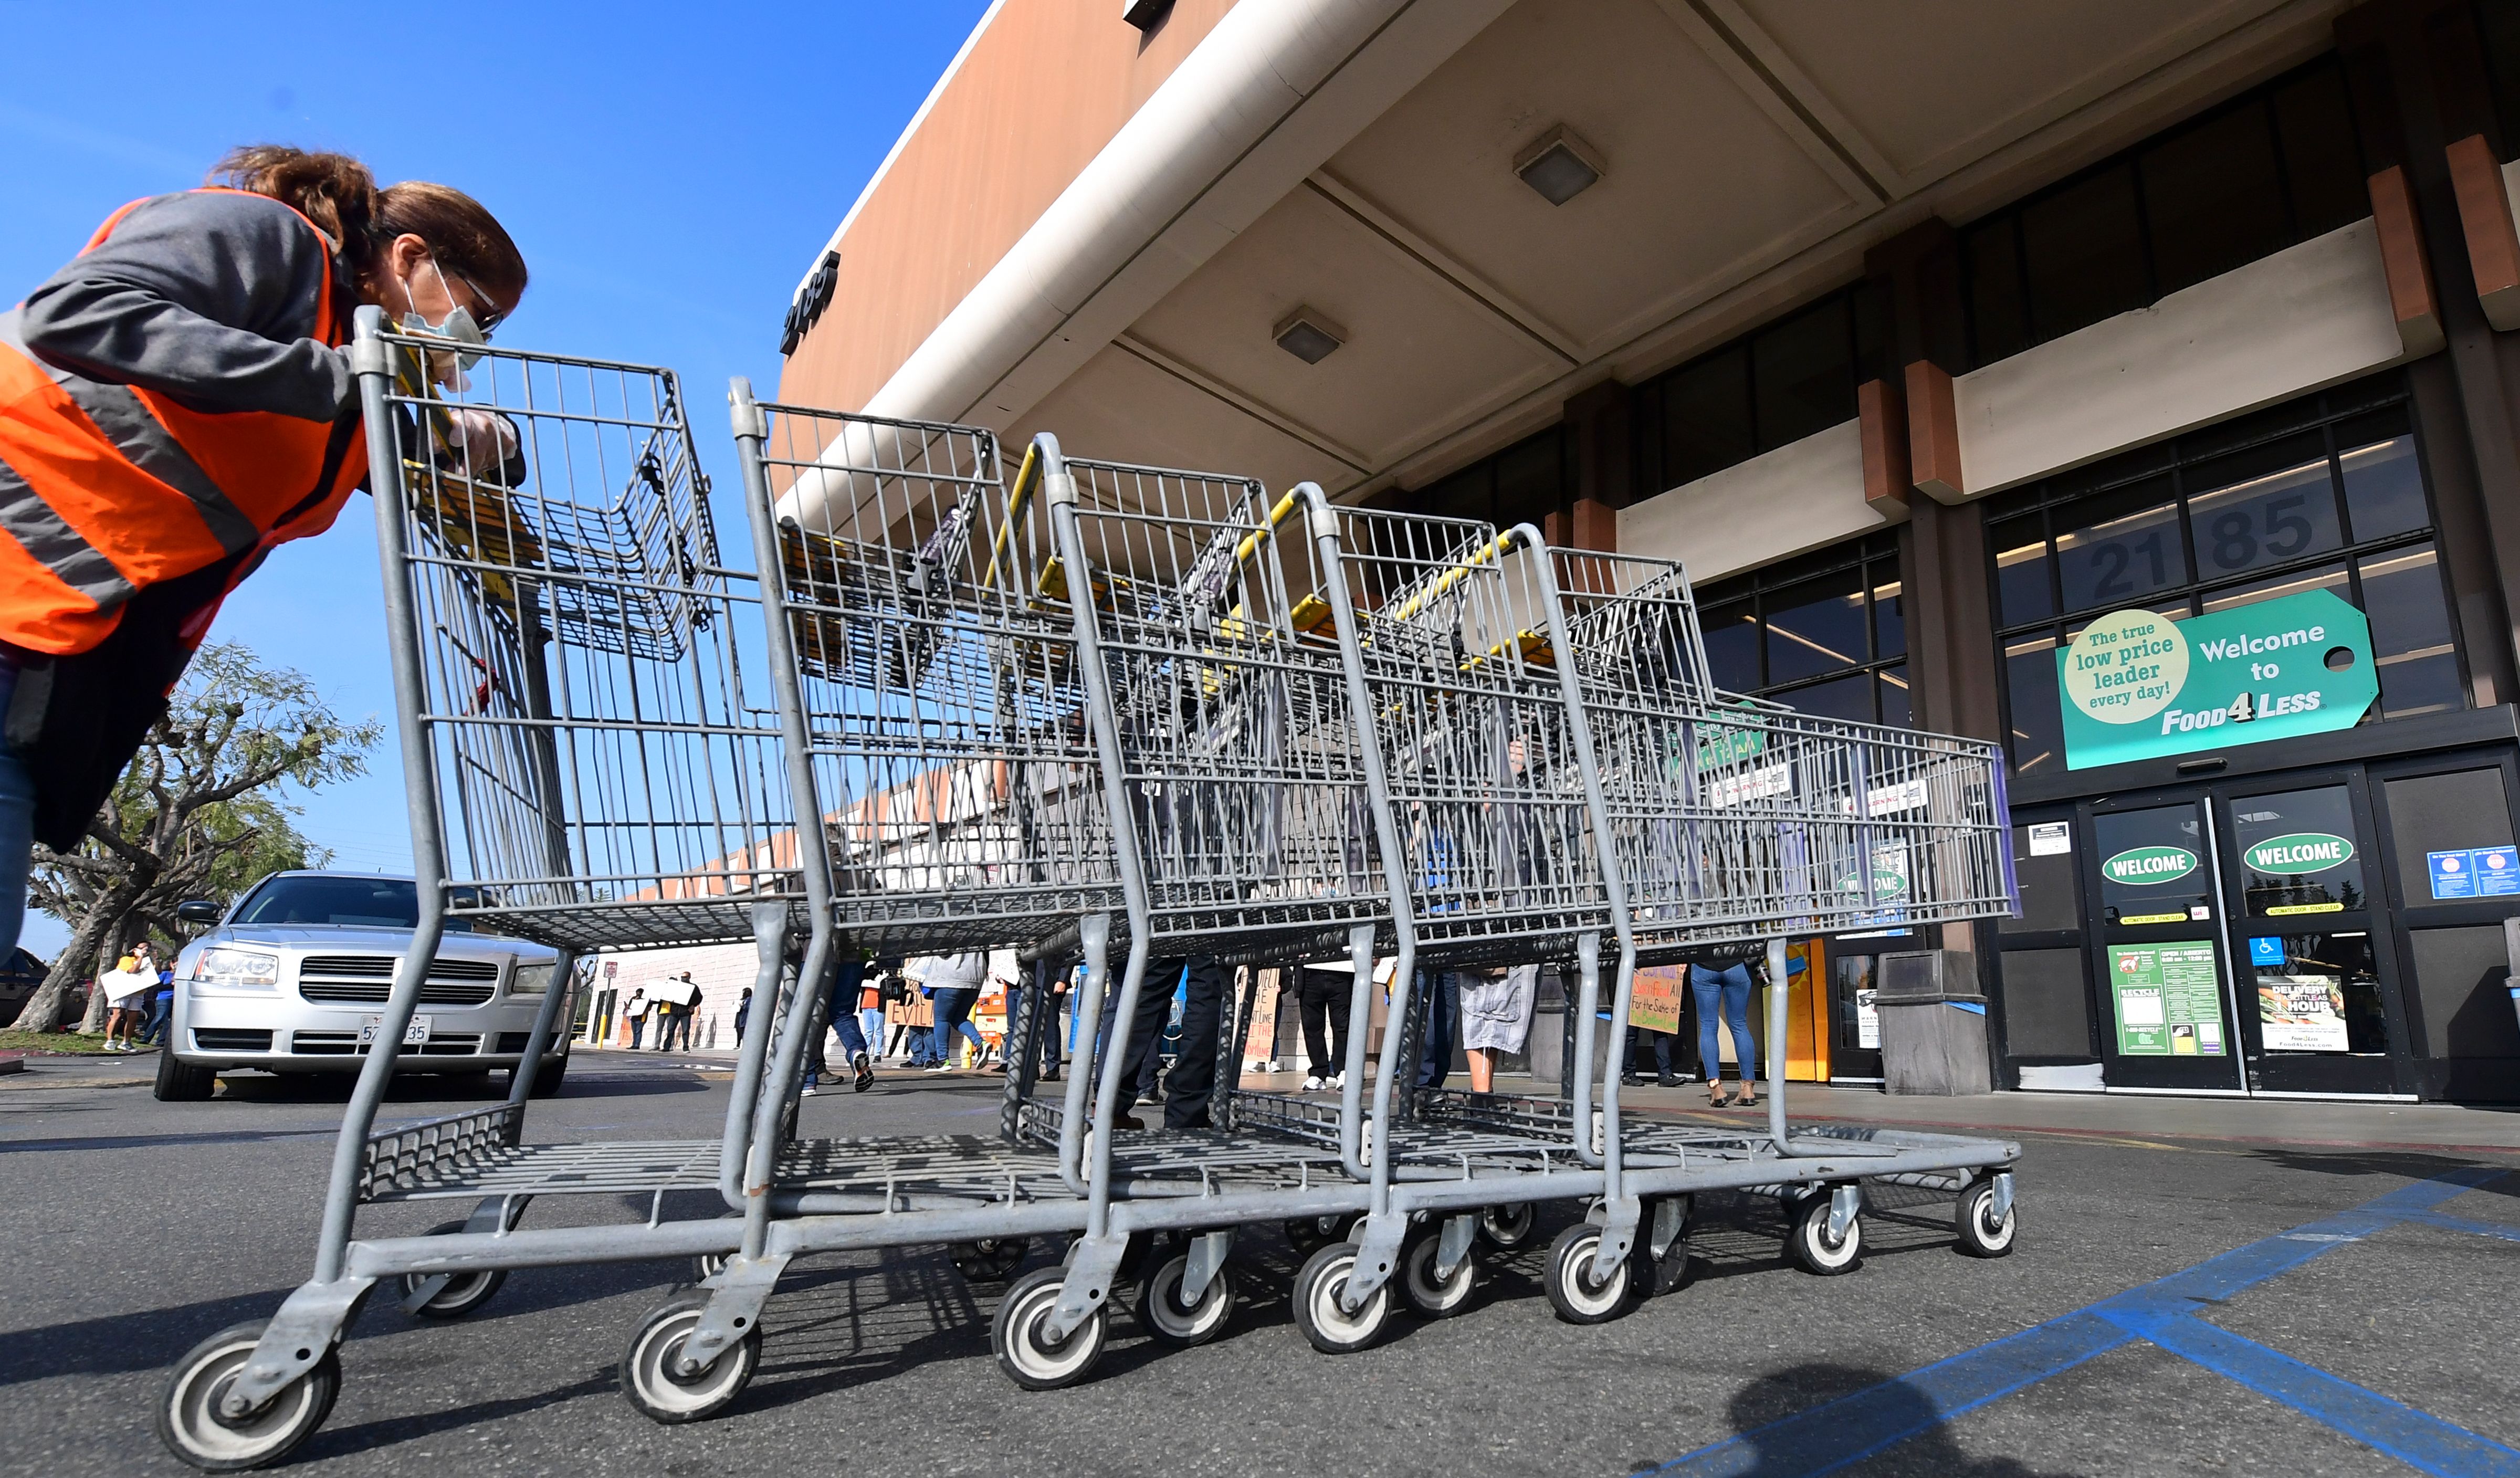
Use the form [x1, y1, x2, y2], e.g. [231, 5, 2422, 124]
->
[2102, 846, 2199, 885]
[2243, 832, 2355, 875]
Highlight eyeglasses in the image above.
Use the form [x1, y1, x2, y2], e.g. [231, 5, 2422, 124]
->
[441, 265, 507, 337]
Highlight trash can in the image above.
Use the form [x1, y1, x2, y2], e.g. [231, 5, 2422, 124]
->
[1876, 949, 1993, 1096]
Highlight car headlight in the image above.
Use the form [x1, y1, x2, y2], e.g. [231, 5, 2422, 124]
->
[508, 962, 556, 995]
[192, 948, 279, 993]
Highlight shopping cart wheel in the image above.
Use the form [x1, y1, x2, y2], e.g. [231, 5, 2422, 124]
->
[1476, 1202, 1536, 1253]
[156, 1319, 340, 1472]
[1291, 1242, 1391, 1354]
[951, 1237, 1032, 1283]
[1398, 1228, 1475, 1318]
[1135, 1251, 1236, 1348]
[993, 1267, 1109, 1389]
[620, 1291, 760, 1423]
[1787, 1194, 1864, 1276]
[400, 1221, 507, 1318]
[1543, 1224, 1638, 1325]
[1954, 1180, 2017, 1259]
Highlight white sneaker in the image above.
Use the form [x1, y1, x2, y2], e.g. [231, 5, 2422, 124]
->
[1325, 1073, 1344, 1091]
[1300, 1075, 1326, 1092]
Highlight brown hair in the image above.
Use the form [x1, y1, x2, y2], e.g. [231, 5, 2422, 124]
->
[209, 144, 377, 248]
[208, 145, 527, 309]
[376, 181, 528, 308]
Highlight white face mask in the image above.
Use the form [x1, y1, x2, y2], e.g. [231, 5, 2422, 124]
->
[398, 256, 489, 370]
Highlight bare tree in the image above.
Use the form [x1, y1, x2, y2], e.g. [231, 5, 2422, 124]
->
[10, 644, 379, 1032]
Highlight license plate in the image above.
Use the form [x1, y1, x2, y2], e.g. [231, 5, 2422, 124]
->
[358, 1014, 432, 1046]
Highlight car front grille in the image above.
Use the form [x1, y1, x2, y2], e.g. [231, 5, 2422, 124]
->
[296, 955, 499, 1007]
[298, 981, 496, 1005]
[192, 1028, 272, 1052]
[291, 1032, 485, 1056]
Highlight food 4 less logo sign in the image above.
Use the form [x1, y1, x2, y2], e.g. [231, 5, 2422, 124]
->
[2056, 589, 2378, 770]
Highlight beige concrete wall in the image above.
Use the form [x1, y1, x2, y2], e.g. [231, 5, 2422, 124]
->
[776, 0, 1240, 414]
[1616, 419, 1888, 584]
[1953, 216, 2407, 496]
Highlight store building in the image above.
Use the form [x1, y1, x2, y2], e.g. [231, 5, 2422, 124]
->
[778, 0, 2520, 1103]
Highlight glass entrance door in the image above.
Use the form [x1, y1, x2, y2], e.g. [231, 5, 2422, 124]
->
[2212, 778, 2412, 1095]
[2087, 800, 2246, 1091]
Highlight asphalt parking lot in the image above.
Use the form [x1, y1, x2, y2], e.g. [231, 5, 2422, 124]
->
[4, 1053, 2516, 1476]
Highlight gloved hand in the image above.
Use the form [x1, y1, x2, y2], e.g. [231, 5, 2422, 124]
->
[440, 406, 521, 469]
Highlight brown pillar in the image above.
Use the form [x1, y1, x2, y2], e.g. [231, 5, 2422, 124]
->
[2339, 0, 2520, 706]
[1562, 379, 1633, 551]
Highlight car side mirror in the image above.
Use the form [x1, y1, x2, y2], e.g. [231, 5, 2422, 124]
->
[175, 900, 223, 926]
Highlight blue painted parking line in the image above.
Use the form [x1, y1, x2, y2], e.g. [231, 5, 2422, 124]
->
[2110, 1306, 2520, 1478]
[1644, 1167, 2514, 1477]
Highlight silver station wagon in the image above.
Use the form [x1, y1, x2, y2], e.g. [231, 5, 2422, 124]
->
[155, 871, 570, 1102]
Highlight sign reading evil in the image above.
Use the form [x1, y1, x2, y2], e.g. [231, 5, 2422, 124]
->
[2056, 589, 2378, 770]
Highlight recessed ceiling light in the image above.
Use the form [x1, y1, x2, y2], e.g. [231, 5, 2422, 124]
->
[1515, 125, 1604, 206]
[1274, 307, 1346, 364]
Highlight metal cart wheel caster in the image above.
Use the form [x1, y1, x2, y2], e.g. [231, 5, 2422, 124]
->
[1542, 1224, 1638, 1325]
[692, 1213, 743, 1283]
[1398, 1228, 1475, 1318]
[156, 1320, 340, 1472]
[993, 1267, 1109, 1389]
[1291, 1242, 1390, 1353]
[1638, 1196, 1694, 1298]
[1476, 1202, 1536, 1252]
[1788, 1194, 1864, 1276]
[1134, 1251, 1235, 1348]
[1284, 1213, 1348, 1256]
[620, 1291, 760, 1423]
[400, 1221, 507, 1319]
[1955, 1179, 2017, 1259]
[950, 1236, 1031, 1283]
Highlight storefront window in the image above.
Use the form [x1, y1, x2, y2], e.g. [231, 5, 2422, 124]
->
[1988, 375, 2460, 776]
[2247, 931, 2388, 1054]
[2228, 785, 2369, 916]
[1695, 532, 1910, 726]
[1963, 55, 2363, 365]
[2091, 805, 2214, 923]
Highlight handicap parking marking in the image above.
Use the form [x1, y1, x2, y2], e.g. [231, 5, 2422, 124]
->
[1643, 1166, 2517, 1478]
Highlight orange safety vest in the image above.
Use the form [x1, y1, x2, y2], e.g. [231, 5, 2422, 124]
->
[0, 186, 370, 657]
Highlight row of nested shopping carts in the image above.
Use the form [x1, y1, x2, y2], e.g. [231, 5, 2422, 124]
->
[156, 314, 2023, 1471]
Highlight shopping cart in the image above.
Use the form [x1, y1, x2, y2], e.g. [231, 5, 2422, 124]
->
[1421, 546, 2024, 1312]
[158, 310, 810, 1470]
[1230, 496, 1654, 1347]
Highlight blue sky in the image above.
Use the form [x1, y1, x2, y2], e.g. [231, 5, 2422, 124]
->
[1, 1, 992, 957]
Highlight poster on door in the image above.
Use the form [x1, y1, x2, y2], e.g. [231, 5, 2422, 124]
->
[2108, 941, 2227, 1056]
[2256, 974, 2351, 1052]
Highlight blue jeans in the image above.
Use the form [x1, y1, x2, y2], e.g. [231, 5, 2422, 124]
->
[0, 658, 28, 959]
[930, 986, 985, 1063]
[1691, 962, 1758, 1087]
[1413, 969, 1461, 1089]
[806, 962, 869, 1087]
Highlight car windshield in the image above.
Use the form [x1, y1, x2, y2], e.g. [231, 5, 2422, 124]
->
[230, 877, 476, 932]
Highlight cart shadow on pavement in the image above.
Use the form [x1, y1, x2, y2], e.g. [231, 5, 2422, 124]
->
[2230, 1146, 2520, 1200]
[0, 1286, 299, 1388]
[297, 1372, 621, 1463]
[1637, 1361, 2086, 1478]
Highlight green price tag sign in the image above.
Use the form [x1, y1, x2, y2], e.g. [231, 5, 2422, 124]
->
[2056, 589, 2377, 771]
